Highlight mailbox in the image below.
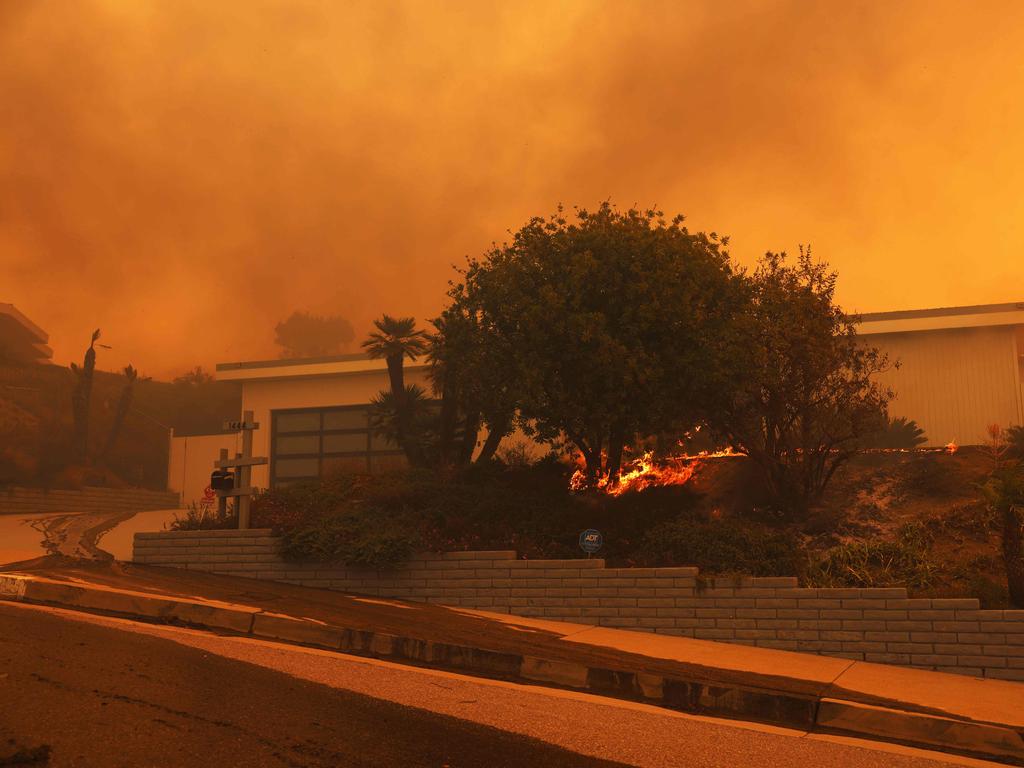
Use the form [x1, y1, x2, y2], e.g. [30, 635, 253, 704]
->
[210, 469, 235, 492]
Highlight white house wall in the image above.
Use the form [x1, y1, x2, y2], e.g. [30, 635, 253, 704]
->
[867, 325, 1024, 446]
[240, 368, 431, 488]
[168, 432, 240, 508]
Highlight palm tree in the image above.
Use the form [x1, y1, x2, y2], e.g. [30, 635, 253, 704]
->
[70, 329, 102, 463]
[362, 315, 429, 400]
[362, 315, 429, 462]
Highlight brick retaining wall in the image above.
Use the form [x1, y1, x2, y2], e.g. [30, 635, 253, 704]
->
[133, 529, 1024, 682]
[1, 486, 180, 515]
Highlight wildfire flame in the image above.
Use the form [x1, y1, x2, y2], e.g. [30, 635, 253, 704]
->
[570, 448, 744, 496]
[570, 441, 962, 496]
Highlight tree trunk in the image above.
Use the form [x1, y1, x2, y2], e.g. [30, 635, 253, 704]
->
[459, 411, 480, 466]
[71, 345, 97, 464]
[1004, 504, 1024, 608]
[475, 414, 509, 464]
[385, 353, 420, 464]
[437, 379, 457, 467]
[606, 423, 626, 479]
[385, 354, 405, 404]
[101, 385, 134, 460]
[583, 434, 603, 483]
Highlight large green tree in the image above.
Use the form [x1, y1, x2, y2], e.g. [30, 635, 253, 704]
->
[427, 307, 519, 467]
[713, 250, 891, 516]
[447, 203, 743, 481]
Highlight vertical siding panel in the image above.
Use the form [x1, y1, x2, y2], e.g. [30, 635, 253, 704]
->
[868, 326, 1019, 446]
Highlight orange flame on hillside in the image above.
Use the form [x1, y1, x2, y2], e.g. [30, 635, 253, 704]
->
[570, 439, 962, 496]
[570, 448, 744, 496]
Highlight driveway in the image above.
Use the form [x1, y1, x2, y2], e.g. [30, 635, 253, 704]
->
[0, 508, 180, 565]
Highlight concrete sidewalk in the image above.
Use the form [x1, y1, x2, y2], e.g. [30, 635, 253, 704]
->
[2, 558, 1022, 765]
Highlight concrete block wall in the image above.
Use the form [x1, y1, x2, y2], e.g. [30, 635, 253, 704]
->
[1, 486, 180, 515]
[133, 529, 1024, 682]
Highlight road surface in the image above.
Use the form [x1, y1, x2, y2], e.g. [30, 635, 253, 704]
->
[0, 602, 996, 768]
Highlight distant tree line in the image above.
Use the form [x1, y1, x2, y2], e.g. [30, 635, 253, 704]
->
[274, 311, 354, 359]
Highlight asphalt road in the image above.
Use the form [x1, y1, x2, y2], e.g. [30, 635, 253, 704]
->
[0, 602, 626, 768]
[0, 602, 997, 768]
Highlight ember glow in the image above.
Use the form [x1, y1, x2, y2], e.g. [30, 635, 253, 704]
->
[570, 449, 744, 496]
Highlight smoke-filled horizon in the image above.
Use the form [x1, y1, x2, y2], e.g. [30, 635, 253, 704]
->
[3, 0, 1023, 379]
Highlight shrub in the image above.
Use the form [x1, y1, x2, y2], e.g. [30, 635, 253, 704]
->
[251, 474, 359, 531]
[169, 501, 237, 531]
[864, 417, 927, 449]
[248, 464, 698, 568]
[637, 516, 802, 576]
[899, 453, 970, 498]
[279, 511, 417, 569]
[804, 522, 938, 589]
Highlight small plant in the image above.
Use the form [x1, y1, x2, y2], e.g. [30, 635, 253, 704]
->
[170, 501, 237, 531]
[804, 522, 939, 589]
[496, 439, 534, 468]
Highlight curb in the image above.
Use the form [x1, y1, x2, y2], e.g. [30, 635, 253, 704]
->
[2, 573, 1021, 765]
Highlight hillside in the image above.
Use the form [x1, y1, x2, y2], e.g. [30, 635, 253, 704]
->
[686, 447, 1008, 604]
[0, 363, 240, 490]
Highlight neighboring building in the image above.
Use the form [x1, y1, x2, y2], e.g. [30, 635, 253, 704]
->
[0, 303, 52, 365]
[859, 302, 1024, 447]
[172, 301, 1024, 499]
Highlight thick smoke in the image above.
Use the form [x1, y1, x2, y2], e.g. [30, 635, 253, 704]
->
[2, 0, 1022, 377]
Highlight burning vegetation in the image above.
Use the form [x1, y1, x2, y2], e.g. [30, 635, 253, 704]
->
[569, 448, 744, 496]
[570, 442, 959, 496]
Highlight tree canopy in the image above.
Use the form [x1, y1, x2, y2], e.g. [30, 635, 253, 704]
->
[446, 203, 745, 479]
[274, 311, 354, 359]
[711, 249, 892, 514]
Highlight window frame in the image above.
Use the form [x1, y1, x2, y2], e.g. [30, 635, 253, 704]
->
[269, 404, 404, 487]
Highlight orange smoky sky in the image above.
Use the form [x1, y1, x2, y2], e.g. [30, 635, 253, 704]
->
[3, 0, 1024, 379]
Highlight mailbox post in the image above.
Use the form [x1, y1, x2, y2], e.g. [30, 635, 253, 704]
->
[213, 410, 267, 530]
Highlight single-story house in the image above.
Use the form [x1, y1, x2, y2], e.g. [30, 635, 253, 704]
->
[167, 301, 1024, 504]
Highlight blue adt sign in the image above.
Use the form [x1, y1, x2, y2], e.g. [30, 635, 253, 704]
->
[579, 529, 603, 554]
